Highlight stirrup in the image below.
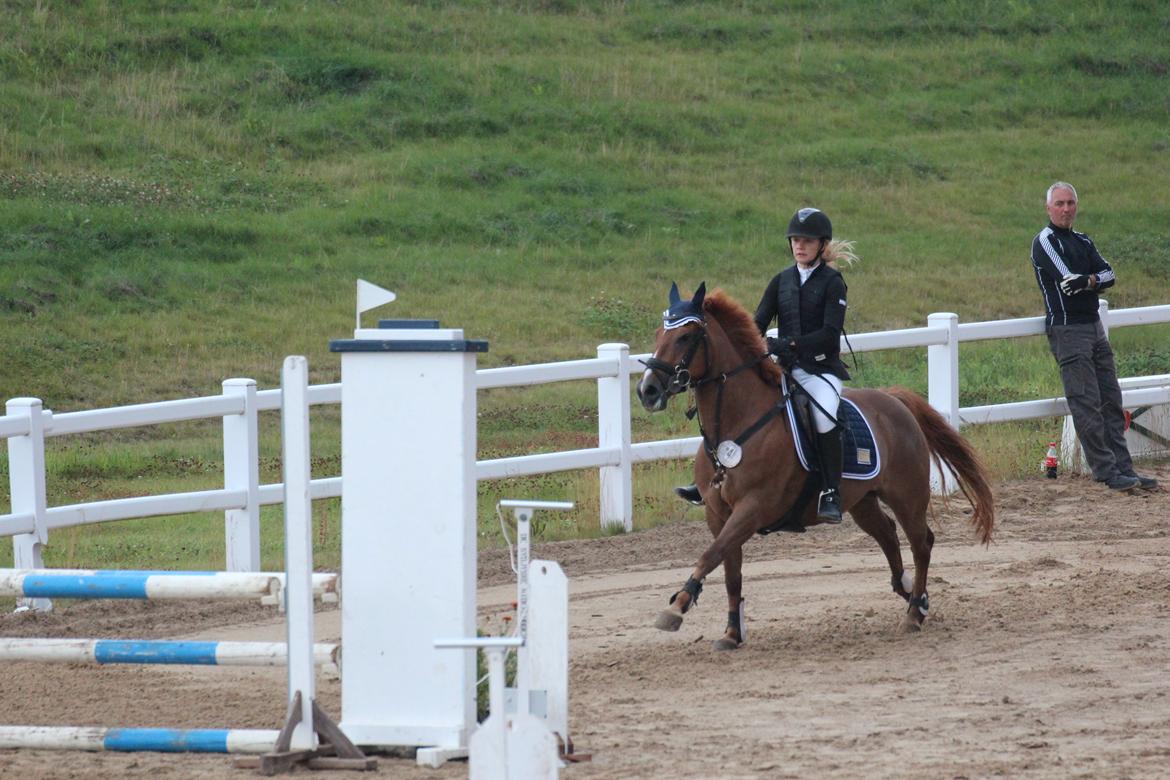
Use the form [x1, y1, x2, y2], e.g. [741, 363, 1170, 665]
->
[674, 484, 704, 506]
[816, 488, 843, 524]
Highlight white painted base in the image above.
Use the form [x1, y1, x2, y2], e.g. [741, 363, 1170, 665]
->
[417, 745, 470, 768]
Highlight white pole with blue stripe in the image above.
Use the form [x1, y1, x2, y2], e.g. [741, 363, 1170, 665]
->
[0, 725, 280, 753]
[0, 638, 339, 670]
[0, 568, 339, 604]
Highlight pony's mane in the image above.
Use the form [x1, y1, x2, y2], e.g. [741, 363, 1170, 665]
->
[702, 289, 782, 383]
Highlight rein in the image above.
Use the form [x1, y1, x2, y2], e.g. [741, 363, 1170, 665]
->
[694, 373, 787, 475]
[643, 323, 792, 474]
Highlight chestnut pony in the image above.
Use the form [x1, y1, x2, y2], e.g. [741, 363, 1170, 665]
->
[636, 284, 994, 646]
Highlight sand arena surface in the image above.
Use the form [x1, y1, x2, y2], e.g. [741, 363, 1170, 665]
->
[2, 470, 1169, 779]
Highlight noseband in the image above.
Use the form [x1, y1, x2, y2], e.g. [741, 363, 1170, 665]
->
[640, 326, 709, 397]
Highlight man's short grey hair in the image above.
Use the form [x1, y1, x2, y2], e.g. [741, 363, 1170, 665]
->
[1046, 181, 1078, 204]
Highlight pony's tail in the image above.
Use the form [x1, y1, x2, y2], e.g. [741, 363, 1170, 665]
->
[885, 386, 996, 545]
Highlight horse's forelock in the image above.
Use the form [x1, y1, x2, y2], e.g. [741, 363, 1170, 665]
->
[703, 289, 782, 383]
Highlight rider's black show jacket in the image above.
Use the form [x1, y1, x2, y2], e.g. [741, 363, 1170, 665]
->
[754, 262, 850, 380]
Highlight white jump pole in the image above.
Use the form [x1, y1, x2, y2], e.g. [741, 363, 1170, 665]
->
[0, 569, 338, 604]
[0, 725, 280, 754]
[329, 320, 486, 763]
[281, 356, 317, 751]
[0, 638, 338, 670]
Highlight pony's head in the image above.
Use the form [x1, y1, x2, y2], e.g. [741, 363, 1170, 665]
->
[637, 282, 708, 412]
[636, 282, 780, 412]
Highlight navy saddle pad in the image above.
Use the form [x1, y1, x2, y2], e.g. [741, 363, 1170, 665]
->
[783, 381, 881, 480]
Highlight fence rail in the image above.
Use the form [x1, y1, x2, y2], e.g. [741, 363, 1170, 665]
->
[4, 301, 1170, 570]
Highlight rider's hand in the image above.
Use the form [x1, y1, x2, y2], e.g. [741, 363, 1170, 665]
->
[767, 337, 797, 368]
[1060, 273, 1092, 295]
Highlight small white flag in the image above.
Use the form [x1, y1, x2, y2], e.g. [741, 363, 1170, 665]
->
[356, 279, 396, 328]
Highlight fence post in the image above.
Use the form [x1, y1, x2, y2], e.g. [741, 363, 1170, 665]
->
[222, 378, 260, 572]
[926, 313, 960, 427]
[597, 343, 633, 532]
[6, 398, 51, 612]
[926, 314, 960, 495]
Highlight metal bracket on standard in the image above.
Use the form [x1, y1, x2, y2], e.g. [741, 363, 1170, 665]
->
[234, 691, 377, 775]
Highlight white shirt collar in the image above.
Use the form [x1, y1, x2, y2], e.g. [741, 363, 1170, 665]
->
[796, 261, 821, 285]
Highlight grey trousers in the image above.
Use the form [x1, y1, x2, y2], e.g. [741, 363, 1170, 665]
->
[1047, 321, 1133, 481]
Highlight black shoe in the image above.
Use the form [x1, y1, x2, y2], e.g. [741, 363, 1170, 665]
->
[816, 488, 843, 524]
[674, 484, 704, 506]
[1105, 474, 1141, 491]
[1122, 472, 1158, 490]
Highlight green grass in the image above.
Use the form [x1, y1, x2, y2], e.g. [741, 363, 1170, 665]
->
[2, 0, 1169, 569]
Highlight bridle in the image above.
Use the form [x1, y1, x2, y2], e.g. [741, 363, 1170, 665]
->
[642, 322, 783, 475]
[639, 324, 709, 398]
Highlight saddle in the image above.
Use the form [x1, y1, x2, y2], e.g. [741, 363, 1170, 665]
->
[757, 377, 881, 536]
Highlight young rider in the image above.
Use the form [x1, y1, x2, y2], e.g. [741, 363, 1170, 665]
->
[675, 207, 856, 523]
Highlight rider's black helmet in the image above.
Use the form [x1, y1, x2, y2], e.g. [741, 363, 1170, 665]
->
[786, 207, 832, 240]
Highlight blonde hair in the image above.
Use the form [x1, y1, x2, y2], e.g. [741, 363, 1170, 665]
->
[822, 239, 859, 268]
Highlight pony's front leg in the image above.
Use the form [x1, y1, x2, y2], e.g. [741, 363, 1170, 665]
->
[654, 501, 764, 638]
[712, 545, 744, 651]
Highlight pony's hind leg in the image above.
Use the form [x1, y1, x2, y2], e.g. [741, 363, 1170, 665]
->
[712, 545, 744, 651]
[849, 494, 913, 602]
[884, 492, 935, 632]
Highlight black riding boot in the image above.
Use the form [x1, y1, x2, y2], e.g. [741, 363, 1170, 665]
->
[815, 428, 844, 524]
[674, 484, 704, 506]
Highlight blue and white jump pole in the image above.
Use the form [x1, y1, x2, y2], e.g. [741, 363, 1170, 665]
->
[0, 725, 280, 754]
[0, 568, 338, 604]
[0, 637, 338, 670]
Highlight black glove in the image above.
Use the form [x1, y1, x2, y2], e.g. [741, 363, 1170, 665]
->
[1060, 274, 1092, 295]
[767, 337, 797, 368]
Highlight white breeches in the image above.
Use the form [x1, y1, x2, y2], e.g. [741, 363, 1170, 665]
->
[791, 367, 843, 433]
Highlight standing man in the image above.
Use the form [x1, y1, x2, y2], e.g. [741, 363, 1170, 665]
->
[1031, 181, 1157, 491]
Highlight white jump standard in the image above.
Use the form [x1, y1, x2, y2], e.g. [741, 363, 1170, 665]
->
[330, 320, 487, 764]
[435, 500, 574, 779]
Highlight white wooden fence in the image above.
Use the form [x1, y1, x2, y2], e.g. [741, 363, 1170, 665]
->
[3, 300, 1170, 570]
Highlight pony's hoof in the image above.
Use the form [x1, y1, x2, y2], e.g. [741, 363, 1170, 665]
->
[711, 637, 741, 651]
[898, 614, 924, 634]
[655, 609, 683, 632]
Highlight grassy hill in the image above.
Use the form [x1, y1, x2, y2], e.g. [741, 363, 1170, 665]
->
[1, 0, 1169, 567]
